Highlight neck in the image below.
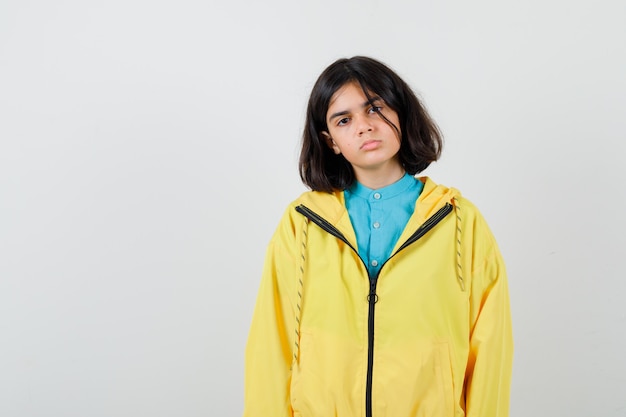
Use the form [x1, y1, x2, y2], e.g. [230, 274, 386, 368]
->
[353, 163, 406, 189]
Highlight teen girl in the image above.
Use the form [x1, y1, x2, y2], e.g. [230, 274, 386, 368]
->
[243, 56, 513, 417]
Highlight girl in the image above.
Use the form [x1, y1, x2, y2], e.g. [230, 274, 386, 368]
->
[243, 56, 513, 417]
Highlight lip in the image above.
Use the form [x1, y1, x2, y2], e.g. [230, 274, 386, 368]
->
[360, 140, 381, 150]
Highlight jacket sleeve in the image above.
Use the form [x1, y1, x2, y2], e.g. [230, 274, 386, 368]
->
[464, 216, 514, 417]
[243, 211, 298, 417]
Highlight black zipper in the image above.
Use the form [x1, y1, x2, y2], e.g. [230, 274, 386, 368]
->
[295, 202, 453, 417]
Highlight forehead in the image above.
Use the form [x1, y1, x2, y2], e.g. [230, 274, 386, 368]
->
[327, 82, 382, 116]
[328, 82, 368, 108]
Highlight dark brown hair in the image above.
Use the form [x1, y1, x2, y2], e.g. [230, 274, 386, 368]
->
[299, 56, 443, 192]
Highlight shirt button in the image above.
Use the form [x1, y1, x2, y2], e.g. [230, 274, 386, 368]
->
[373, 193, 381, 200]
[373, 221, 380, 229]
[371, 260, 378, 267]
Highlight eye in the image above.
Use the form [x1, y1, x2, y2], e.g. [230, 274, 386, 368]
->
[337, 117, 350, 126]
[368, 105, 382, 114]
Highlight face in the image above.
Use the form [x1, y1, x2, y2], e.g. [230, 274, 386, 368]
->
[323, 82, 403, 181]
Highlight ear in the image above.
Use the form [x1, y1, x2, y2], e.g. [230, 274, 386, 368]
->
[322, 131, 341, 155]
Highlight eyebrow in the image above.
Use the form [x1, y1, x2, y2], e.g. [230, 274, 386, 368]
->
[328, 96, 382, 122]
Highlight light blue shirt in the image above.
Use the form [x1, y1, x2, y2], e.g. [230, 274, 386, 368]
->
[344, 173, 424, 278]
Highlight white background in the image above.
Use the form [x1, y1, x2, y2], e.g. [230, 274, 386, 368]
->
[1, 0, 625, 416]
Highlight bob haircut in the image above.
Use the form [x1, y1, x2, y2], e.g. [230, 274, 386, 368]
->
[299, 56, 443, 192]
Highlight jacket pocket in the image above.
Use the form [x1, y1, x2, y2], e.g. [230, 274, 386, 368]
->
[433, 341, 455, 417]
[405, 340, 455, 417]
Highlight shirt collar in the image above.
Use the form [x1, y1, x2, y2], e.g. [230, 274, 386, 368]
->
[346, 172, 418, 201]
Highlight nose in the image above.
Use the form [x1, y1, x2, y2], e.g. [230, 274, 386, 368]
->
[356, 117, 373, 136]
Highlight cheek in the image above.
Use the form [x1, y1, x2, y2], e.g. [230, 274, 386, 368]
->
[390, 121, 402, 143]
[329, 130, 349, 147]
[381, 122, 401, 143]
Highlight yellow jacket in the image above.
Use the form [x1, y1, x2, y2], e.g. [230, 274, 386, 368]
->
[244, 178, 513, 417]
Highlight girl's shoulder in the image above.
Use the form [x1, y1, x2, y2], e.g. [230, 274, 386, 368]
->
[290, 189, 343, 207]
[269, 190, 345, 248]
[281, 189, 347, 227]
[418, 176, 483, 217]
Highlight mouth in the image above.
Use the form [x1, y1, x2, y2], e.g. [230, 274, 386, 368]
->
[360, 140, 381, 150]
